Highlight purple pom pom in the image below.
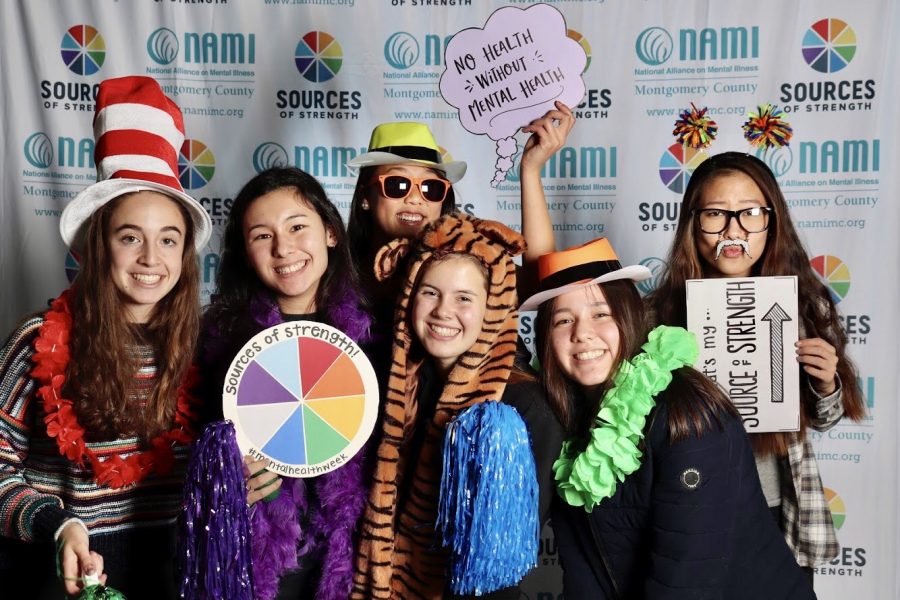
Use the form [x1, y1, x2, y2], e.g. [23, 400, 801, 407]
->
[178, 421, 254, 600]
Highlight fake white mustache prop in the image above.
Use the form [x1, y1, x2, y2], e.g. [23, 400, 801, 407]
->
[715, 238, 753, 260]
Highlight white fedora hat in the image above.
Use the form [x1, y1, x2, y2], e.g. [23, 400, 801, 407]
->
[520, 237, 651, 312]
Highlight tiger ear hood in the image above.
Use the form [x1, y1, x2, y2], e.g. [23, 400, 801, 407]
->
[353, 213, 526, 598]
[419, 214, 526, 261]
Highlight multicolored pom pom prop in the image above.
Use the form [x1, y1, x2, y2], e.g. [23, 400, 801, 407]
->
[672, 103, 718, 149]
[743, 104, 793, 149]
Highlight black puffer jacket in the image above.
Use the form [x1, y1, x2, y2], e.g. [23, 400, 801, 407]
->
[552, 374, 816, 599]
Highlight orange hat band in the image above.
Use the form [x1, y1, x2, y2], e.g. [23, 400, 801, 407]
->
[540, 259, 624, 292]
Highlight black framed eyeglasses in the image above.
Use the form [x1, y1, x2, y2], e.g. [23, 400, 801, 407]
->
[692, 207, 773, 234]
[368, 174, 450, 203]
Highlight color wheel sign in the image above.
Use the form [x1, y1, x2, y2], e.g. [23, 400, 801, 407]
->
[222, 322, 378, 477]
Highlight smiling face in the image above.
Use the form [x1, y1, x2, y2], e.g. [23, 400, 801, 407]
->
[697, 171, 770, 278]
[107, 191, 187, 323]
[368, 164, 446, 245]
[549, 285, 622, 392]
[243, 188, 336, 314]
[411, 256, 488, 377]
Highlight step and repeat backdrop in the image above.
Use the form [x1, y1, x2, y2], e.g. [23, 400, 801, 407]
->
[0, 1, 896, 597]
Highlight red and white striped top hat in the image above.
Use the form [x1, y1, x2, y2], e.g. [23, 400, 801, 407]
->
[60, 76, 212, 249]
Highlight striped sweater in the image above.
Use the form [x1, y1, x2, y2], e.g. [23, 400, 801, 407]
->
[0, 315, 189, 544]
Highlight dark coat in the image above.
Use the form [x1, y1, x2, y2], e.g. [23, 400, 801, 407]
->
[552, 376, 816, 600]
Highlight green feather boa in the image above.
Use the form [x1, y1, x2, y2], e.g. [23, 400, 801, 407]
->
[553, 326, 698, 511]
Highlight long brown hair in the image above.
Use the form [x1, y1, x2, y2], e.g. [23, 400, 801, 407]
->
[536, 279, 734, 447]
[64, 193, 200, 441]
[647, 152, 865, 454]
[209, 167, 367, 338]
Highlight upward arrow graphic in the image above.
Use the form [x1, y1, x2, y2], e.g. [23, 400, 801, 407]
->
[762, 303, 792, 404]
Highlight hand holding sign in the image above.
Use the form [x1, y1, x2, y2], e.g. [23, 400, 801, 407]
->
[520, 101, 576, 175]
[440, 4, 586, 187]
[795, 337, 839, 395]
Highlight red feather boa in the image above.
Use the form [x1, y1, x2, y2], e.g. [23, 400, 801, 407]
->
[31, 290, 199, 488]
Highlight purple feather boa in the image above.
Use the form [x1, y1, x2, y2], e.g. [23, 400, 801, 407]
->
[213, 281, 372, 600]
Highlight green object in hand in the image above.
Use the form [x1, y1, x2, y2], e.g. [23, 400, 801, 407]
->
[78, 575, 127, 600]
[251, 467, 282, 502]
[79, 584, 127, 600]
[262, 487, 281, 502]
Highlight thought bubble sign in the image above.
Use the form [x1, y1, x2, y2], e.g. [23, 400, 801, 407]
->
[440, 4, 587, 187]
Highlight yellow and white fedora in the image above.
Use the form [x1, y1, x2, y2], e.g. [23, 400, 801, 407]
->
[347, 121, 467, 183]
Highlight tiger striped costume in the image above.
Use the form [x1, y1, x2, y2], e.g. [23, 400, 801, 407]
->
[352, 214, 526, 599]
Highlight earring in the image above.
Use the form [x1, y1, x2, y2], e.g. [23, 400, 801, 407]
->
[361, 200, 370, 210]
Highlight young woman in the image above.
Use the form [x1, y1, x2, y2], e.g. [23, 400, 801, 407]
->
[352, 214, 565, 599]
[346, 103, 574, 334]
[523, 237, 816, 599]
[196, 166, 371, 600]
[0, 76, 212, 599]
[648, 151, 865, 575]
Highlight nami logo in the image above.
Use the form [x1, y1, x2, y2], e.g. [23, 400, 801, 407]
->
[253, 142, 290, 173]
[504, 143, 618, 183]
[798, 138, 879, 174]
[636, 257, 667, 296]
[22, 132, 93, 207]
[147, 28, 179, 66]
[23, 133, 94, 170]
[635, 27, 673, 66]
[857, 376, 875, 413]
[381, 31, 446, 105]
[200, 229, 224, 305]
[61, 25, 106, 76]
[385, 32, 419, 70]
[179, 139, 216, 190]
[24, 133, 54, 169]
[383, 31, 449, 70]
[295, 31, 343, 83]
[756, 146, 793, 178]
[636, 25, 759, 67]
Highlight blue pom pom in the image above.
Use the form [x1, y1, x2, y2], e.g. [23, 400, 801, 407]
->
[437, 401, 539, 596]
[178, 421, 254, 600]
